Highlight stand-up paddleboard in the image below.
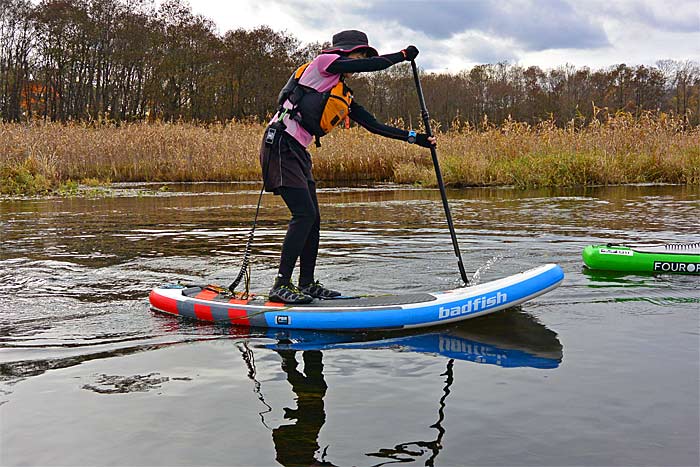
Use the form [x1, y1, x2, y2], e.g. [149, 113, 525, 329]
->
[149, 264, 564, 331]
[583, 243, 700, 274]
[150, 61, 565, 331]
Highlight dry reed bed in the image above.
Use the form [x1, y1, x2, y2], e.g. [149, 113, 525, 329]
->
[1, 113, 698, 194]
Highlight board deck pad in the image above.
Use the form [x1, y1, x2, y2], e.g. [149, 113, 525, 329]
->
[627, 243, 700, 255]
[182, 286, 436, 308]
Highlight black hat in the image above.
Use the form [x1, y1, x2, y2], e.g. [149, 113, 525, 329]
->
[322, 30, 378, 57]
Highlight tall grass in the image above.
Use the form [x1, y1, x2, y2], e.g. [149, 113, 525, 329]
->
[1, 112, 698, 194]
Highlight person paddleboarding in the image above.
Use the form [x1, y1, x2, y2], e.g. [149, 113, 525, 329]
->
[260, 30, 436, 304]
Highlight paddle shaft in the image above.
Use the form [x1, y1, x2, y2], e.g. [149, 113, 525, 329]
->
[411, 60, 470, 286]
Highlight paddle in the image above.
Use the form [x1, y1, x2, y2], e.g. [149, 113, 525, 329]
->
[410, 60, 470, 286]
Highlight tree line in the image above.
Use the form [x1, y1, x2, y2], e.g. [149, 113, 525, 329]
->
[2, 0, 699, 128]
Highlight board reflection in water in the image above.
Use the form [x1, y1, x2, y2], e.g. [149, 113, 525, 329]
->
[265, 309, 563, 369]
[232, 310, 561, 465]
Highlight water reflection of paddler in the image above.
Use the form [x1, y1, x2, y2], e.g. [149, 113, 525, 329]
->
[234, 311, 561, 465]
[272, 350, 337, 467]
[366, 359, 454, 466]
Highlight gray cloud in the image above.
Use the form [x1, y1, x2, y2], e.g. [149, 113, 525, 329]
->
[253, 0, 698, 69]
[586, 0, 700, 33]
[360, 0, 610, 51]
[467, 42, 519, 64]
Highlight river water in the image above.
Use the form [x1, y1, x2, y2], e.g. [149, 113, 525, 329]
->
[1, 183, 698, 466]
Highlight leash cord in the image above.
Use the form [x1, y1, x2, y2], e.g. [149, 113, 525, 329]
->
[228, 183, 264, 297]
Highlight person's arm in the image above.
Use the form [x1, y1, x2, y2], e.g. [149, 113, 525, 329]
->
[349, 101, 433, 147]
[326, 52, 405, 74]
[326, 46, 418, 74]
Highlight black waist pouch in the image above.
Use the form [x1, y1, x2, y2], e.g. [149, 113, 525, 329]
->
[260, 121, 287, 193]
[264, 120, 286, 147]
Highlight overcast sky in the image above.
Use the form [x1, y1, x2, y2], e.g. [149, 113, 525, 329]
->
[187, 0, 699, 72]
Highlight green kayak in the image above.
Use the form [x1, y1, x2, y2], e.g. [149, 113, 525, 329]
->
[582, 243, 700, 274]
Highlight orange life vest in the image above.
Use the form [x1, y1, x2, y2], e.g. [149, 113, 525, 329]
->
[278, 62, 353, 138]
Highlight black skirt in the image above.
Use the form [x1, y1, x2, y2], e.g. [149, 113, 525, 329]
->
[259, 130, 314, 193]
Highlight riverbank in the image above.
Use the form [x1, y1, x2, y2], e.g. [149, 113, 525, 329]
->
[1, 113, 698, 195]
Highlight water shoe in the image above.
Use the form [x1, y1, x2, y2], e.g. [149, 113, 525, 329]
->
[269, 283, 314, 304]
[299, 280, 341, 299]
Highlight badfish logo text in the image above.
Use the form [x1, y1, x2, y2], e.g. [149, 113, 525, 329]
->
[439, 336, 507, 365]
[438, 292, 507, 319]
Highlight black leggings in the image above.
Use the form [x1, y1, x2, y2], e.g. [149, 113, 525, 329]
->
[277, 183, 320, 286]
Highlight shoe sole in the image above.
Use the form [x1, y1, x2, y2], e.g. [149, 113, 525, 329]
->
[269, 293, 313, 305]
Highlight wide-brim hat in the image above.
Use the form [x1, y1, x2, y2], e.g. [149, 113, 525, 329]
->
[321, 30, 378, 57]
